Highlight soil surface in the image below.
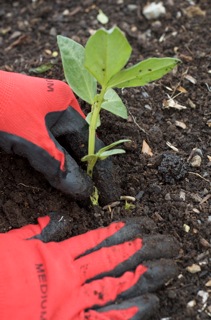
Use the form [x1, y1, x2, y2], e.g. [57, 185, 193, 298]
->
[0, 1, 210, 319]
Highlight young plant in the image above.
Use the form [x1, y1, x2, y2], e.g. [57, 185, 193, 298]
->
[57, 27, 180, 178]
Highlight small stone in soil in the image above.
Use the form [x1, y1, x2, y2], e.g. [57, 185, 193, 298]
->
[186, 264, 201, 273]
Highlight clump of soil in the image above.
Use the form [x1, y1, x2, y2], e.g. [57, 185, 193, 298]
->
[157, 153, 189, 183]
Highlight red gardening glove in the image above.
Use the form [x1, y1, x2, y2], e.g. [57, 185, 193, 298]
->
[0, 214, 179, 320]
[0, 70, 120, 204]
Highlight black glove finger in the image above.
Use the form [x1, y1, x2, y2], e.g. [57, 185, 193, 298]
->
[92, 294, 159, 320]
[0, 132, 93, 200]
[49, 107, 121, 205]
[85, 260, 176, 319]
[93, 155, 121, 206]
[74, 218, 179, 283]
[78, 216, 177, 257]
[29, 212, 73, 242]
[118, 259, 178, 300]
[86, 234, 179, 281]
[49, 147, 93, 199]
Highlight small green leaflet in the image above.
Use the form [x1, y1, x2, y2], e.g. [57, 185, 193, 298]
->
[99, 149, 126, 160]
[90, 186, 99, 206]
[97, 9, 109, 24]
[96, 139, 130, 154]
[29, 63, 54, 74]
[84, 27, 132, 87]
[57, 35, 97, 104]
[101, 88, 128, 119]
[81, 139, 130, 162]
[108, 57, 181, 88]
[86, 112, 101, 128]
[81, 154, 98, 163]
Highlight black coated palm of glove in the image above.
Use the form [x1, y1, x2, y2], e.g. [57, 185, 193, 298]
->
[0, 214, 179, 320]
[0, 70, 120, 205]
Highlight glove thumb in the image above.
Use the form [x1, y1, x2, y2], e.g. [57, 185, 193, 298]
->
[4, 216, 50, 240]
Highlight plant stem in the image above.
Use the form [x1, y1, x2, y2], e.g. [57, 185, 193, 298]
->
[87, 86, 107, 177]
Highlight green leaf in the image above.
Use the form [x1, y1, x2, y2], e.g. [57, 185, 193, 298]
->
[108, 58, 181, 88]
[101, 88, 128, 119]
[90, 186, 99, 206]
[84, 27, 132, 86]
[57, 35, 97, 104]
[82, 139, 130, 163]
[86, 112, 101, 128]
[97, 139, 131, 155]
[124, 201, 136, 210]
[81, 154, 98, 162]
[29, 63, 54, 74]
[99, 149, 126, 160]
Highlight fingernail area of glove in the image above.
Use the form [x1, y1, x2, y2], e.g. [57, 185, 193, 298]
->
[92, 294, 159, 320]
[50, 153, 94, 200]
[118, 259, 178, 300]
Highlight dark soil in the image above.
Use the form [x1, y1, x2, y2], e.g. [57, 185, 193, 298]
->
[0, 1, 210, 319]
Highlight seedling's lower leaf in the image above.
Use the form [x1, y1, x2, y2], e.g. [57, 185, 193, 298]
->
[84, 27, 132, 86]
[102, 88, 128, 119]
[86, 112, 101, 128]
[81, 154, 98, 163]
[99, 149, 126, 160]
[97, 139, 131, 154]
[29, 63, 54, 74]
[57, 35, 97, 104]
[125, 201, 136, 210]
[82, 140, 130, 162]
[90, 186, 99, 206]
[108, 57, 180, 88]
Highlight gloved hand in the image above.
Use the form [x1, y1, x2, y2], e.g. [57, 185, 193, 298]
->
[0, 214, 179, 320]
[0, 70, 120, 204]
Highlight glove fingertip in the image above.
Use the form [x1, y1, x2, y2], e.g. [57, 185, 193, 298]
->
[94, 157, 121, 206]
[86, 294, 159, 320]
[49, 151, 93, 201]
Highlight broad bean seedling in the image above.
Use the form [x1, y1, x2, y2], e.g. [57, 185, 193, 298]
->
[57, 27, 180, 179]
